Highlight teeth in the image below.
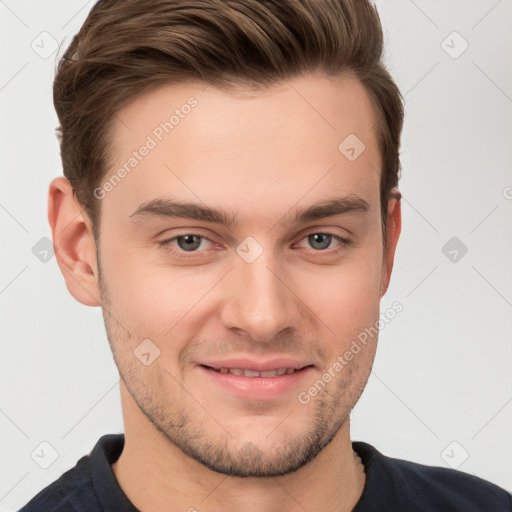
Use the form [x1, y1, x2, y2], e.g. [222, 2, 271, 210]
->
[243, 369, 260, 377]
[214, 367, 297, 377]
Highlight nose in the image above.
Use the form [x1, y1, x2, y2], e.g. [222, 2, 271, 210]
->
[219, 249, 302, 343]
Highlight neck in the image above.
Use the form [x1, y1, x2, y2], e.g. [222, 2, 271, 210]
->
[111, 382, 365, 512]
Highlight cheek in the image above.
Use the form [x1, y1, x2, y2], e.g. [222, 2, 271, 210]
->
[293, 249, 382, 323]
[100, 243, 219, 344]
[99, 242, 168, 330]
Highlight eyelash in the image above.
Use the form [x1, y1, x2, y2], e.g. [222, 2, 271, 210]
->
[158, 232, 351, 259]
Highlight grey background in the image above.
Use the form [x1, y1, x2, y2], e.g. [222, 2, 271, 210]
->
[1, 0, 511, 509]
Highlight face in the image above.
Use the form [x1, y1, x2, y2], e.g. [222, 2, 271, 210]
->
[92, 72, 400, 477]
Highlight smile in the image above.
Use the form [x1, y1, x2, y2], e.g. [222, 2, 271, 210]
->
[206, 367, 299, 377]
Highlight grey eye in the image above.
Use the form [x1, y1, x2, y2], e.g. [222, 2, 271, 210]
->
[308, 233, 332, 250]
[176, 235, 203, 251]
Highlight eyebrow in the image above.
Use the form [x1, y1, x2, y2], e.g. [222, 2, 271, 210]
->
[128, 195, 370, 228]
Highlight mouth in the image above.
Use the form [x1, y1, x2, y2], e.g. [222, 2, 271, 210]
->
[200, 365, 310, 377]
[196, 360, 315, 399]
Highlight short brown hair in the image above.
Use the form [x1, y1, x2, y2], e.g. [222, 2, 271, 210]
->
[53, 0, 403, 248]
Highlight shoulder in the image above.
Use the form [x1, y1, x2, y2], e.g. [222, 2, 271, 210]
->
[353, 441, 512, 511]
[18, 456, 98, 511]
[391, 455, 511, 510]
[18, 434, 124, 512]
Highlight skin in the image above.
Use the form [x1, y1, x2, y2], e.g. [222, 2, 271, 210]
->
[48, 71, 401, 512]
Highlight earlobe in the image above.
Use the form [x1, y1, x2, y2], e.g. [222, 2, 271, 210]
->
[380, 191, 402, 297]
[48, 177, 101, 306]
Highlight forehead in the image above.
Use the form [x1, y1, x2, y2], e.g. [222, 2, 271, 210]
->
[103, 72, 381, 226]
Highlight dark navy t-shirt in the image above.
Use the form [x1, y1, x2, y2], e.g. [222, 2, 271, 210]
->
[19, 434, 512, 511]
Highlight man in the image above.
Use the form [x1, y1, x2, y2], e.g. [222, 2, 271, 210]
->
[20, 0, 511, 510]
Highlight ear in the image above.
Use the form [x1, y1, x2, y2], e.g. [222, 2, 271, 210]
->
[48, 177, 101, 306]
[380, 190, 402, 297]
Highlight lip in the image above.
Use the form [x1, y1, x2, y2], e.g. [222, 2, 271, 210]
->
[196, 357, 314, 400]
[199, 357, 312, 372]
